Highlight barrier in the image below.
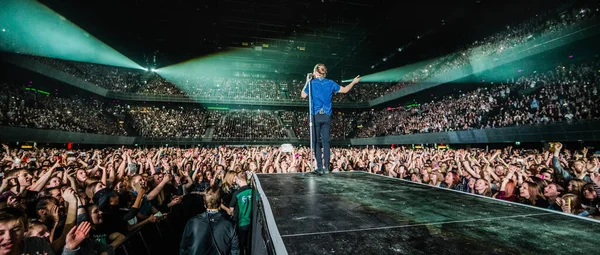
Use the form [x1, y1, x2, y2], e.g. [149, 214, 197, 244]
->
[251, 173, 288, 255]
[0, 126, 134, 144]
[3, 120, 600, 146]
[115, 219, 179, 255]
[351, 120, 600, 145]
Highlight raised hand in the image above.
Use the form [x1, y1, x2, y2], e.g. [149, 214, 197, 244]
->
[134, 185, 146, 195]
[554, 142, 563, 151]
[62, 187, 78, 204]
[147, 215, 158, 223]
[161, 174, 172, 184]
[556, 197, 564, 207]
[6, 195, 19, 207]
[65, 221, 91, 250]
[49, 204, 60, 221]
[590, 172, 600, 187]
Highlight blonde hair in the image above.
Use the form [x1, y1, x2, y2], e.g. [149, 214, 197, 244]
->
[221, 171, 237, 193]
[429, 171, 444, 186]
[475, 179, 492, 197]
[314, 63, 327, 77]
[561, 193, 584, 215]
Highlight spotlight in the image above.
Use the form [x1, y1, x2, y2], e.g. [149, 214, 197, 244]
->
[142, 67, 149, 72]
[150, 68, 156, 73]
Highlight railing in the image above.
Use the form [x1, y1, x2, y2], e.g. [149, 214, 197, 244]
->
[3, 120, 600, 146]
[107, 91, 368, 108]
[251, 173, 288, 255]
[350, 120, 600, 145]
[115, 219, 179, 255]
[112, 174, 289, 255]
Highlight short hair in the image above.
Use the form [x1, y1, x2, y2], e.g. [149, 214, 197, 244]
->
[0, 207, 27, 228]
[204, 185, 221, 209]
[35, 197, 59, 212]
[236, 171, 247, 184]
[39, 186, 62, 198]
[28, 220, 47, 229]
[6, 169, 29, 178]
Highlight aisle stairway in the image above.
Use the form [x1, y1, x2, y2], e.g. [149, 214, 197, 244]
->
[204, 127, 214, 141]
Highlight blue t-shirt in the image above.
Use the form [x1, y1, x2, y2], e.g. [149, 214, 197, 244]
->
[303, 77, 341, 116]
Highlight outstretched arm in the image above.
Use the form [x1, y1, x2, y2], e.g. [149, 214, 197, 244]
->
[338, 75, 361, 94]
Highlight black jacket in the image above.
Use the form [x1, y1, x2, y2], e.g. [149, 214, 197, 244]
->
[180, 211, 240, 255]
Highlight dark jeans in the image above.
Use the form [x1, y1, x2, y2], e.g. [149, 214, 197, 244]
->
[238, 225, 251, 255]
[312, 113, 331, 170]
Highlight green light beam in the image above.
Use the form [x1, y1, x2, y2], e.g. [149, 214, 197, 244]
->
[342, 57, 442, 83]
[349, 21, 600, 84]
[154, 50, 260, 95]
[0, 0, 143, 70]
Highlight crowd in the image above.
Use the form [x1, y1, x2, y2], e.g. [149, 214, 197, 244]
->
[25, 3, 598, 106]
[3, 55, 600, 141]
[33, 55, 407, 103]
[0, 142, 599, 254]
[387, 2, 600, 88]
[137, 76, 287, 101]
[213, 110, 288, 141]
[33, 56, 143, 92]
[357, 60, 600, 137]
[463, 3, 599, 60]
[129, 106, 211, 138]
[287, 111, 366, 140]
[3, 56, 600, 140]
[0, 83, 127, 136]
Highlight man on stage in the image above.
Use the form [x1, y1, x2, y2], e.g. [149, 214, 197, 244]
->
[301, 63, 360, 175]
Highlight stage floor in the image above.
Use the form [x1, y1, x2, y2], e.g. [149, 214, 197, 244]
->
[257, 171, 600, 254]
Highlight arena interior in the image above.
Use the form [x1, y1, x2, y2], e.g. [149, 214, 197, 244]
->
[1, 0, 600, 254]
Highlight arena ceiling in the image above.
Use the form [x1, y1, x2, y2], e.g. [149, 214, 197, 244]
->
[39, 0, 563, 79]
